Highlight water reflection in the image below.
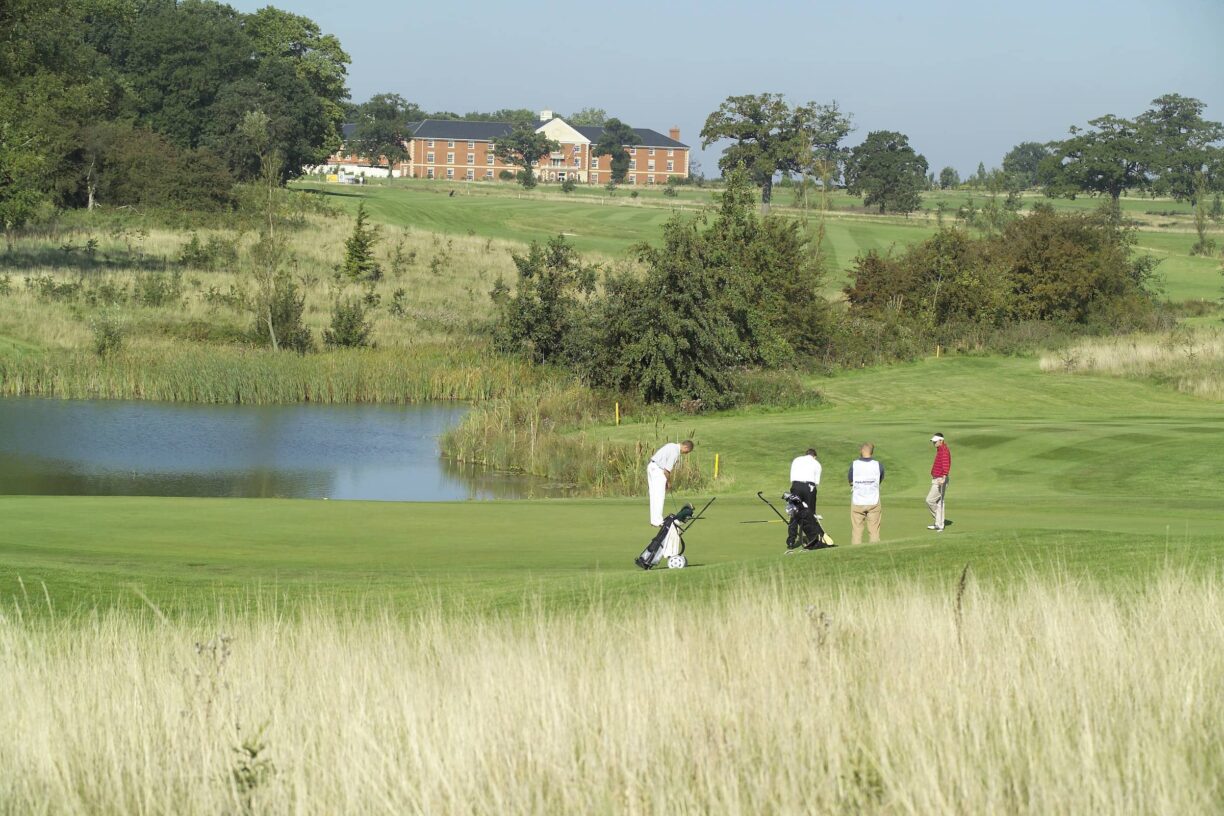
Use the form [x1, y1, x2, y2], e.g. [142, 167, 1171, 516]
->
[0, 397, 567, 501]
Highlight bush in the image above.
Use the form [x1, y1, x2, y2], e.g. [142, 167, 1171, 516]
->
[662, 185, 678, 198]
[560, 177, 576, 193]
[844, 207, 1159, 331]
[250, 272, 313, 353]
[338, 204, 382, 280]
[89, 311, 126, 358]
[133, 271, 183, 307]
[498, 170, 515, 181]
[323, 297, 374, 348]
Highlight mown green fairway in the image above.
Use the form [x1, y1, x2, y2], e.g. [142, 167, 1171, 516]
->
[3, 356, 1221, 616]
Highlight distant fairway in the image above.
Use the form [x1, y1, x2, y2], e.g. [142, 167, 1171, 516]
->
[3, 356, 1220, 616]
[300, 180, 1219, 301]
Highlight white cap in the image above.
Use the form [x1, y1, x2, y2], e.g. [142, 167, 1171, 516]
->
[930, 434, 944, 442]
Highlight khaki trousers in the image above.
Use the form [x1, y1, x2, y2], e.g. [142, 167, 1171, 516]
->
[850, 503, 882, 544]
[926, 477, 947, 528]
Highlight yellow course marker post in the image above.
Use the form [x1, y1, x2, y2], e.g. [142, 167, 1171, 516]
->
[615, 402, 620, 426]
[714, 453, 720, 480]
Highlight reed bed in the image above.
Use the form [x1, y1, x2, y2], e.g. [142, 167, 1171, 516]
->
[0, 344, 543, 404]
[440, 383, 710, 494]
[1, 571, 1219, 814]
[1040, 327, 1224, 400]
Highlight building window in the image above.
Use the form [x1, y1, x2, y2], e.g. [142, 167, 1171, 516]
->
[446, 168, 454, 178]
[668, 149, 674, 157]
[573, 157, 581, 167]
[648, 175, 655, 185]
[427, 168, 435, 178]
[467, 153, 475, 165]
[627, 175, 636, 184]
[648, 148, 655, 156]
[628, 147, 636, 155]
[487, 154, 495, 165]
[667, 161, 674, 172]
[485, 169, 494, 179]
[572, 144, 581, 153]
[629, 160, 637, 170]
[591, 172, 598, 183]
[647, 160, 655, 171]
[446, 153, 454, 164]
[426, 152, 435, 164]
[447, 140, 455, 148]
[427, 140, 435, 148]
[468, 141, 475, 148]
[466, 169, 474, 180]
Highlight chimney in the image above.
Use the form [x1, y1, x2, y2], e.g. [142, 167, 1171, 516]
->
[539, 109, 554, 122]
[669, 126, 681, 142]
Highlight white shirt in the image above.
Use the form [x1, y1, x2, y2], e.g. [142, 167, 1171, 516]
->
[651, 442, 682, 472]
[850, 458, 883, 505]
[789, 455, 822, 485]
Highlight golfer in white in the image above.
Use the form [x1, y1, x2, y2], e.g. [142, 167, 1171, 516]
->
[647, 440, 693, 526]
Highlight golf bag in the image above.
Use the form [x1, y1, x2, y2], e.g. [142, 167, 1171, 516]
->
[782, 483, 832, 550]
[636, 504, 693, 570]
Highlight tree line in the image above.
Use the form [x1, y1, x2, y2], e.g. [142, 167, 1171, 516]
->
[1, 0, 349, 233]
[696, 92, 1224, 224]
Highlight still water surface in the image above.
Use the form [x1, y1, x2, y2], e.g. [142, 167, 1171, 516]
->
[0, 398, 560, 501]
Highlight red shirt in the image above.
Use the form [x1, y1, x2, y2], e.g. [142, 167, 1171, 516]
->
[931, 445, 951, 478]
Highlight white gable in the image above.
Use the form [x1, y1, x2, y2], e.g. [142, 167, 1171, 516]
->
[535, 118, 589, 144]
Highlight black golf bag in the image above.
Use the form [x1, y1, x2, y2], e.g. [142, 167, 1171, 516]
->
[635, 504, 694, 570]
[784, 481, 829, 550]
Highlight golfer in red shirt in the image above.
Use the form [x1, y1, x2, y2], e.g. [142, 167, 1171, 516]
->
[927, 434, 951, 531]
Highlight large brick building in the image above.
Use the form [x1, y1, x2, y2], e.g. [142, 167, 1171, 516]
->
[323, 112, 690, 186]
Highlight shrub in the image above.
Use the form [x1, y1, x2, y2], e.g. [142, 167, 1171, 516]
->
[338, 204, 382, 281]
[250, 272, 313, 353]
[662, 185, 678, 198]
[498, 170, 515, 181]
[323, 297, 374, 348]
[560, 177, 576, 193]
[133, 271, 183, 307]
[492, 237, 596, 364]
[89, 311, 126, 358]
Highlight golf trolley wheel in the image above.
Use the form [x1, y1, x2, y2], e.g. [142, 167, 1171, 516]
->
[667, 555, 688, 569]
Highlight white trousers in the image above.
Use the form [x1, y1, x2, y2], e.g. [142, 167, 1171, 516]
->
[647, 462, 668, 526]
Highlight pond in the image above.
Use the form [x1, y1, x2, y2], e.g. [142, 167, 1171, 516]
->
[0, 398, 565, 501]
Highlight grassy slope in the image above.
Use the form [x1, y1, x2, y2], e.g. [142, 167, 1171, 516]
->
[4, 356, 1221, 616]
[302, 181, 1220, 302]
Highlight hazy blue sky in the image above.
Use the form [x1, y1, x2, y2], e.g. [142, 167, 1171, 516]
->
[230, 0, 1223, 177]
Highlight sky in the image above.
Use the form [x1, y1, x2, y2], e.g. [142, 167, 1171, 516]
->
[228, 0, 1224, 177]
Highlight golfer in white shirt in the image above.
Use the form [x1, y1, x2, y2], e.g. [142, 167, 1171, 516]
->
[647, 440, 694, 526]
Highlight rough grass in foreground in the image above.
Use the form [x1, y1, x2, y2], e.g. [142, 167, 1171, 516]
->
[1, 572, 1220, 814]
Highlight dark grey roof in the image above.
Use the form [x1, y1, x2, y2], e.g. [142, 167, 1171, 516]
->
[341, 122, 357, 139]
[572, 125, 687, 149]
[341, 118, 690, 148]
[408, 120, 516, 141]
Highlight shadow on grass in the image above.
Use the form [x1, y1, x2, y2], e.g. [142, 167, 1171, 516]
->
[0, 247, 172, 274]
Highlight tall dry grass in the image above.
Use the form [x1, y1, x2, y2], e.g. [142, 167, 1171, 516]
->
[439, 382, 711, 494]
[1040, 327, 1224, 400]
[1, 572, 1220, 814]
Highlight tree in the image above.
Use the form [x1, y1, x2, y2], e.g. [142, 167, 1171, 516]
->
[701, 93, 852, 211]
[244, 6, 351, 153]
[1137, 93, 1224, 203]
[939, 166, 960, 189]
[350, 93, 419, 175]
[568, 107, 607, 126]
[462, 108, 537, 128]
[494, 126, 558, 187]
[1038, 114, 1150, 204]
[1002, 142, 1049, 188]
[492, 236, 597, 365]
[324, 297, 374, 348]
[592, 118, 641, 184]
[844, 130, 929, 214]
[339, 203, 381, 280]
